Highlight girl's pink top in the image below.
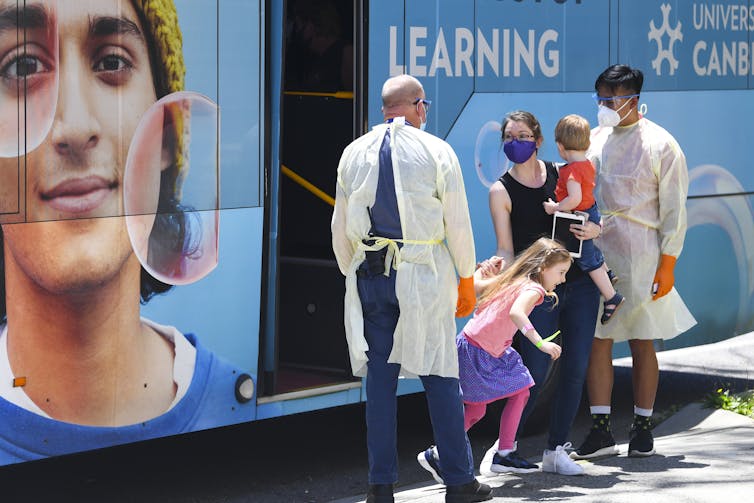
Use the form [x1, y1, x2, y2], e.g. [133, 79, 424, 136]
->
[463, 280, 546, 357]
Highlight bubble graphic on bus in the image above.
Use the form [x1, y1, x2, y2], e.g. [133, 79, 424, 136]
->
[474, 120, 509, 188]
[687, 164, 754, 332]
[0, 0, 58, 158]
[124, 91, 220, 285]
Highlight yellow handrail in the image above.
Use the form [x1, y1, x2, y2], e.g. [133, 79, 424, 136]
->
[283, 90, 354, 100]
[281, 165, 335, 207]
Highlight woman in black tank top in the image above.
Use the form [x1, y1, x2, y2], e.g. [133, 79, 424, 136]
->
[499, 162, 558, 255]
[482, 110, 601, 475]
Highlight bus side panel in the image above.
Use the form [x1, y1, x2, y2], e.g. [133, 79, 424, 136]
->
[0, 0, 264, 468]
[369, 1, 611, 134]
[256, 387, 363, 420]
[369, 0, 754, 355]
[144, 208, 264, 416]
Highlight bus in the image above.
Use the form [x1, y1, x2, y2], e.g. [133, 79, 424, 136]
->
[0, 0, 752, 467]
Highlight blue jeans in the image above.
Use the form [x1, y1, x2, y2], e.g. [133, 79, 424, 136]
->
[576, 204, 605, 272]
[357, 265, 474, 486]
[517, 274, 600, 450]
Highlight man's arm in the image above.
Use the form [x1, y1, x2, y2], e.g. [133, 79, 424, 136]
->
[652, 136, 689, 299]
[439, 145, 476, 279]
[657, 138, 689, 258]
[331, 152, 355, 276]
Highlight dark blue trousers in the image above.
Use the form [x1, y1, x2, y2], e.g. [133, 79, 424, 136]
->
[517, 274, 600, 450]
[357, 265, 474, 486]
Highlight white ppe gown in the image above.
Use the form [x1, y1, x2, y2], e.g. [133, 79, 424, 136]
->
[331, 118, 476, 378]
[589, 118, 696, 342]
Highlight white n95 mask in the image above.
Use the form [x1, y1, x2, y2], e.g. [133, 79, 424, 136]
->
[597, 99, 633, 128]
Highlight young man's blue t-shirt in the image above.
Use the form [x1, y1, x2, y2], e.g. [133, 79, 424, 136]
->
[0, 331, 253, 465]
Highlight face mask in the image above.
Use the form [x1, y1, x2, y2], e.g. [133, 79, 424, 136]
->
[503, 139, 537, 164]
[597, 98, 633, 128]
[420, 119, 427, 131]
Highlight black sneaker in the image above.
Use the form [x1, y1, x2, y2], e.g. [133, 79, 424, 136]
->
[417, 446, 444, 484]
[445, 479, 493, 503]
[570, 429, 619, 460]
[490, 450, 539, 473]
[366, 484, 394, 503]
[628, 426, 656, 457]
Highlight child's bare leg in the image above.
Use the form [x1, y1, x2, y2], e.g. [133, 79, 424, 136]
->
[589, 267, 617, 300]
[602, 263, 618, 284]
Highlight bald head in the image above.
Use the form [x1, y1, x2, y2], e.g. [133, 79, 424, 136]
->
[381, 74, 426, 126]
[382, 74, 423, 108]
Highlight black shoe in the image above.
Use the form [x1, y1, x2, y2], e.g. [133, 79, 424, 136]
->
[366, 483, 394, 503]
[600, 292, 625, 324]
[445, 479, 492, 503]
[570, 429, 619, 460]
[417, 445, 444, 484]
[490, 450, 539, 473]
[629, 426, 655, 457]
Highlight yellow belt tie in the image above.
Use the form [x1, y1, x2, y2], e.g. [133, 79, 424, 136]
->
[362, 236, 443, 275]
[601, 211, 660, 230]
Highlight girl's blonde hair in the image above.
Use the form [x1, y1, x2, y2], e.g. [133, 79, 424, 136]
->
[477, 237, 573, 309]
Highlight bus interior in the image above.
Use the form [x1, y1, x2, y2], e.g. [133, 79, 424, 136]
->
[261, 0, 363, 398]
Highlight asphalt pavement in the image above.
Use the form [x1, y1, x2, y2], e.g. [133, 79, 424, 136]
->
[335, 332, 754, 503]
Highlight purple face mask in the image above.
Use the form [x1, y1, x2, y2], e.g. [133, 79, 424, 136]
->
[503, 139, 537, 164]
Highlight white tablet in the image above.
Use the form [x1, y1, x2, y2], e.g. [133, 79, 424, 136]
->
[551, 211, 586, 258]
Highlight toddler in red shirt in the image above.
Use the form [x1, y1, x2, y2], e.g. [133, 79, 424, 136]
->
[543, 114, 624, 324]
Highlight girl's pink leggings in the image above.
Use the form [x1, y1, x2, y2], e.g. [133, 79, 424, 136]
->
[463, 387, 530, 452]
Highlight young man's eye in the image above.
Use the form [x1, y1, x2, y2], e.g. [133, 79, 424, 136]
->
[2, 54, 46, 79]
[94, 55, 131, 72]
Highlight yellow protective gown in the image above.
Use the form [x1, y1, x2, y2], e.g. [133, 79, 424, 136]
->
[588, 118, 696, 341]
[331, 117, 476, 378]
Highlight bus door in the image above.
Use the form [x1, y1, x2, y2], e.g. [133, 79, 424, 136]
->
[261, 0, 367, 399]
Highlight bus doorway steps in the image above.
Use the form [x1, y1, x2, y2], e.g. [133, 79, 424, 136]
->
[277, 256, 352, 393]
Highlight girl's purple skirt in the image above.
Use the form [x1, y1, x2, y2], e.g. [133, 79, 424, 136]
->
[456, 332, 534, 405]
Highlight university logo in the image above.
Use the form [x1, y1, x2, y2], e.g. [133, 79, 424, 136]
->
[648, 3, 683, 76]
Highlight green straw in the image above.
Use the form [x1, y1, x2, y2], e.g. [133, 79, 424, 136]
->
[542, 330, 561, 343]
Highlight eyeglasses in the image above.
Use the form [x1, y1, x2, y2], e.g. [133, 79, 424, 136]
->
[502, 132, 535, 143]
[413, 98, 431, 113]
[593, 93, 639, 107]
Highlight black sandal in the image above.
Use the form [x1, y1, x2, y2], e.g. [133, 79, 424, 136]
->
[601, 292, 625, 325]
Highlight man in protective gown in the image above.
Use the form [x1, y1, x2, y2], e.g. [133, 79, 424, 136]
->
[572, 65, 696, 461]
[331, 74, 492, 503]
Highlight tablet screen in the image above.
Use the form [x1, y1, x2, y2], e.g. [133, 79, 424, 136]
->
[551, 211, 585, 258]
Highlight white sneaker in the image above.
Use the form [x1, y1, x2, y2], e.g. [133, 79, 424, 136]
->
[479, 440, 499, 476]
[541, 442, 584, 475]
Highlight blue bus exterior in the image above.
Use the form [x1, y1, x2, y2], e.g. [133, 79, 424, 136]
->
[263, 0, 754, 426]
[367, 0, 754, 354]
[1, 0, 752, 467]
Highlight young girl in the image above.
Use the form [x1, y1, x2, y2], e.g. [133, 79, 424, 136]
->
[418, 238, 573, 478]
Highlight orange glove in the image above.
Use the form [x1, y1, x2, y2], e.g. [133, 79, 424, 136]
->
[456, 276, 476, 318]
[652, 254, 676, 300]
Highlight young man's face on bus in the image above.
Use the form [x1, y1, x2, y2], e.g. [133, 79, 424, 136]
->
[0, 0, 158, 295]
